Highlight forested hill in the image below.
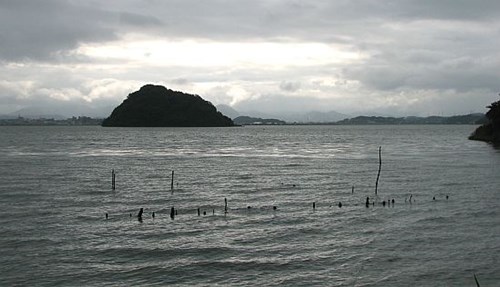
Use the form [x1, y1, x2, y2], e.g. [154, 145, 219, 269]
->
[469, 96, 500, 143]
[102, 85, 233, 127]
[336, 114, 486, 125]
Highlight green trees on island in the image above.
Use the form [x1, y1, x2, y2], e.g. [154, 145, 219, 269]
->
[469, 94, 500, 143]
[102, 85, 233, 127]
[485, 97, 500, 123]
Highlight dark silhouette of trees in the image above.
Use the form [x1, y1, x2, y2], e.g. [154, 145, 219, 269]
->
[102, 85, 233, 127]
[485, 94, 500, 122]
[469, 94, 500, 143]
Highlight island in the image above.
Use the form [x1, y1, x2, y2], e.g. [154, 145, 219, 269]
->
[469, 96, 500, 143]
[101, 85, 233, 127]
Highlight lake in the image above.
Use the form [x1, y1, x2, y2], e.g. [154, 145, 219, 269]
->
[0, 125, 499, 286]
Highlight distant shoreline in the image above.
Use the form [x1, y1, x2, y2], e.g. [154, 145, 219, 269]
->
[0, 113, 485, 127]
[0, 116, 103, 126]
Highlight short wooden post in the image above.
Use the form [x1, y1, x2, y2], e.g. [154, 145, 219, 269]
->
[197, 208, 200, 216]
[224, 198, 228, 214]
[170, 207, 175, 220]
[313, 202, 316, 210]
[171, 170, 174, 191]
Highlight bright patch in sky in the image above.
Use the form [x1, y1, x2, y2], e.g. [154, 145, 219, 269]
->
[80, 40, 364, 68]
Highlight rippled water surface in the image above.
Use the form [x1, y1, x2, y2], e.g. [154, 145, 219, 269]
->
[1, 125, 499, 286]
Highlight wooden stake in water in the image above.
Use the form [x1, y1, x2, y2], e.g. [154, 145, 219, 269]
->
[375, 146, 382, 195]
[170, 207, 175, 220]
[111, 169, 116, 190]
[474, 273, 481, 287]
[224, 198, 228, 214]
[171, 170, 174, 192]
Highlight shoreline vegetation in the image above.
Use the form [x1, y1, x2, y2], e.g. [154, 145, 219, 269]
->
[469, 95, 500, 143]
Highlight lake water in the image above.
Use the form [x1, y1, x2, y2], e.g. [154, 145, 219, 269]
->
[0, 125, 499, 286]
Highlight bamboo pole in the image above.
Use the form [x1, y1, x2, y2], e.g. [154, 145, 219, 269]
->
[111, 169, 116, 190]
[474, 274, 481, 287]
[375, 146, 382, 195]
[171, 170, 174, 192]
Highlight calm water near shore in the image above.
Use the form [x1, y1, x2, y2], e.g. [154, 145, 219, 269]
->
[1, 125, 499, 286]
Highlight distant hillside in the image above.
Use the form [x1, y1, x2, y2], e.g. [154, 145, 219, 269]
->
[336, 114, 486, 125]
[233, 116, 286, 125]
[102, 85, 233, 127]
[288, 110, 348, 123]
[216, 104, 240, 119]
[9, 105, 112, 119]
[228, 109, 348, 123]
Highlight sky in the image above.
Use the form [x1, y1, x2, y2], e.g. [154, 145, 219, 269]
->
[1, 0, 500, 117]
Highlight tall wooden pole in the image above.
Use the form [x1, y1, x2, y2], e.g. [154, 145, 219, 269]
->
[375, 146, 382, 195]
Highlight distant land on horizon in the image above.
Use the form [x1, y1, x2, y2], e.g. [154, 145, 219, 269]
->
[0, 113, 486, 126]
[1, 102, 485, 125]
[233, 116, 286, 126]
[216, 104, 349, 123]
[0, 86, 487, 126]
[335, 114, 486, 125]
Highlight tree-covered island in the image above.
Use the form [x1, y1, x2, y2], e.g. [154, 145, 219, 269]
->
[102, 85, 233, 127]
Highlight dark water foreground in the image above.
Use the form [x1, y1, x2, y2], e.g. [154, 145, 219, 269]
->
[1, 125, 499, 286]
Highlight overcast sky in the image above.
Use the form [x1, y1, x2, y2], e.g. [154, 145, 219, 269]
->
[1, 0, 499, 117]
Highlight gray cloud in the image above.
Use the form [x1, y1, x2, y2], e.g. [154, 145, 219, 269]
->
[0, 0, 165, 61]
[1, 0, 500, 116]
[0, 1, 112, 61]
[279, 81, 301, 92]
[118, 12, 163, 27]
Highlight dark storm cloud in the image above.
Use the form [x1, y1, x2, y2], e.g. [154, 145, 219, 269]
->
[0, 0, 162, 61]
[0, 0, 110, 61]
